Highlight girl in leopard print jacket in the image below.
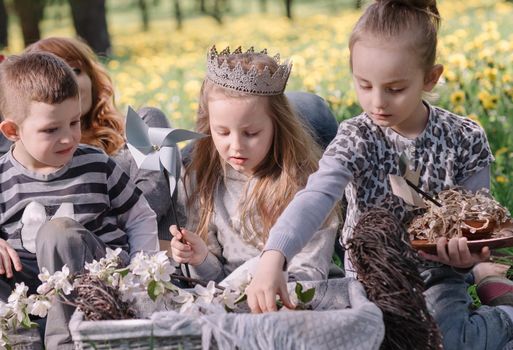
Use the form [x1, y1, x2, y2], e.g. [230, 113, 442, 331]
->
[247, 1, 513, 349]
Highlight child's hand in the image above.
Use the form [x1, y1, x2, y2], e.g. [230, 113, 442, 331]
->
[419, 236, 490, 269]
[0, 238, 22, 278]
[246, 250, 295, 313]
[169, 225, 208, 266]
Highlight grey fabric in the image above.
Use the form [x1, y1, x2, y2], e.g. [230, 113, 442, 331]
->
[179, 166, 338, 283]
[36, 218, 114, 350]
[286, 91, 338, 149]
[70, 278, 384, 350]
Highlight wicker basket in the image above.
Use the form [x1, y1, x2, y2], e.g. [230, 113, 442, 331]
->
[70, 278, 384, 350]
[6, 328, 43, 350]
[69, 312, 205, 350]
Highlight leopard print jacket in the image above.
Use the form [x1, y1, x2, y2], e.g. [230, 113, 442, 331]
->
[324, 103, 494, 244]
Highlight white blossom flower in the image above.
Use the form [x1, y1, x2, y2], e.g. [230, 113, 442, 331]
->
[8, 283, 29, 323]
[38, 267, 51, 283]
[219, 289, 240, 310]
[171, 288, 194, 305]
[129, 252, 152, 283]
[51, 266, 73, 295]
[151, 252, 176, 282]
[194, 281, 217, 304]
[28, 296, 52, 318]
[84, 258, 103, 276]
[8, 283, 28, 304]
[105, 247, 123, 261]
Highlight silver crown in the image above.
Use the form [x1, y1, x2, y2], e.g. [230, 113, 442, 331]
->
[206, 45, 292, 96]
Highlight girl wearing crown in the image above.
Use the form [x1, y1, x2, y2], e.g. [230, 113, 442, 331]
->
[169, 46, 339, 284]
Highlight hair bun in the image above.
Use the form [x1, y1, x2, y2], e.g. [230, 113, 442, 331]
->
[375, 0, 439, 18]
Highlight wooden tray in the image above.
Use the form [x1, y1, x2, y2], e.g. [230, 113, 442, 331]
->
[411, 235, 513, 254]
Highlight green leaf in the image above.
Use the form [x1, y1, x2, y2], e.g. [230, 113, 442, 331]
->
[21, 313, 34, 328]
[295, 282, 315, 304]
[295, 282, 303, 296]
[118, 268, 131, 277]
[300, 287, 315, 303]
[148, 280, 158, 301]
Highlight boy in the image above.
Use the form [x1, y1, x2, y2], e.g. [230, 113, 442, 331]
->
[0, 52, 158, 349]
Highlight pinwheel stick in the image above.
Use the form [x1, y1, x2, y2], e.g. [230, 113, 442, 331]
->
[405, 179, 442, 207]
[169, 198, 192, 279]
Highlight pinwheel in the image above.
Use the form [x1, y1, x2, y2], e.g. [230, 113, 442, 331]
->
[389, 152, 441, 208]
[125, 106, 206, 276]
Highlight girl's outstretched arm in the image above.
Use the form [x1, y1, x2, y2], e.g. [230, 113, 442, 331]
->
[246, 250, 295, 313]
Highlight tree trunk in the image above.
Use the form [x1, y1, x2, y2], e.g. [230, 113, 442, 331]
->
[138, 0, 149, 31]
[285, 0, 292, 19]
[212, 0, 222, 24]
[13, 0, 45, 47]
[355, 0, 363, 9]
[259, 0, 267, 13]
[68, 0, 111, 56]
[173, 0, 182, 30]
[0, 0, 8, 48]
[199, 0, 206, 13]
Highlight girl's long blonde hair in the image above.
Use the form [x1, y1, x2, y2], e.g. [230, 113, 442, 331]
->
[25, 37, 125, 155]
[186, 52, 322, 243]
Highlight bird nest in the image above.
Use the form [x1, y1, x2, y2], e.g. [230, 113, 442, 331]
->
[65, 274, 136, 321]
[408, 188, 512, 242]
[347, 208, 442, 350]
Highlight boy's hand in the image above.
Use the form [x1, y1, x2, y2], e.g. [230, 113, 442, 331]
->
[246, 250, 295, 313]
[169, 225, 208, 266]
[419, 236, 490, 269]
[0, 238, 22, 278]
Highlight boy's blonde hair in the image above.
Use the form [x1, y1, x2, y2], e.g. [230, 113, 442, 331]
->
[186, 52, 322, 245]
[0, 52, 78, 123]
[25, 37, 125, 155]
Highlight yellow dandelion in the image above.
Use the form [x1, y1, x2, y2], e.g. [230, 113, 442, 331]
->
[483, 67, 498, 83]
[453, 105, 466, 115]
[444, 70, 458, 82]
[496, 147, 509, 157]
[108, 60, 120, 70]
[450, 91, 465, 105]
[496, 175, 509, 184]
[478, 90, 498, 110]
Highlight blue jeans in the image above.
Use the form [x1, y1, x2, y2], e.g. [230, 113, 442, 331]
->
[286, 91, 339, 150]
[422, 266, 513, 350]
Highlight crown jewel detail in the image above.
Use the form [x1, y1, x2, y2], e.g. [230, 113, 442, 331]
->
[206, 45, 292, 96]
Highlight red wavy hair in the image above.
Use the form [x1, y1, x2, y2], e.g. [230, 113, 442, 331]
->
[25, 37, 125, 155]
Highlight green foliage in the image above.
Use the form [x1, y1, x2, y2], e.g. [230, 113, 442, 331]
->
[147, 280, 158, 302]
[295, 282, 315, 304]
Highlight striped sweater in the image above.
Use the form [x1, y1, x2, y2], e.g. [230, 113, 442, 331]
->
[0, 145, 158, 259]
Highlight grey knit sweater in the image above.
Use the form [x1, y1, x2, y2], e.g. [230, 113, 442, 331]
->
[181, 166, 339, 283]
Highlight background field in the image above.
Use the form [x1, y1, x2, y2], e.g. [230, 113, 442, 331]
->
[2, 0, 513, 212]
